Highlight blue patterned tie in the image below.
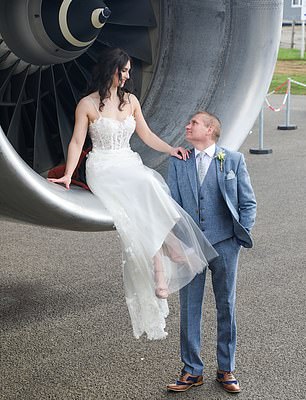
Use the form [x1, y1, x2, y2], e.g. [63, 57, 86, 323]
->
[197, 151, 207, 185]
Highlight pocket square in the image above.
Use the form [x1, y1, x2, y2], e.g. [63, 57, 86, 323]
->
[226, 170, 236, 180]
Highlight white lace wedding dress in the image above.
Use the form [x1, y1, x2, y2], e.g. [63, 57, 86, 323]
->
[85, 108, 217, 340]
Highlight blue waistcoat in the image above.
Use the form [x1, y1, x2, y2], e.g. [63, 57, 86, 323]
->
[198, 161, 234, 245]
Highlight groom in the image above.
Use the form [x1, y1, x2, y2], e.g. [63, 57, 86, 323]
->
[167, 111, 256, 394]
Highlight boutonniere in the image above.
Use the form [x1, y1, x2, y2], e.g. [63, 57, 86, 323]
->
[215, 150, 226, 171]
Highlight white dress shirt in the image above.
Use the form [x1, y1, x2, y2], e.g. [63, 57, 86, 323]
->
[195, 143, 216, 183]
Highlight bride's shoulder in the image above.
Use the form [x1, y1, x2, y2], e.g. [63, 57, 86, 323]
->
[74, 96, 96, 118]
[79, 93, 97, 105]
[77, 94, 98, 112]
[126, 93, 141, 115]
[125, 93, 140, 117]
[126, 93, 139, 105]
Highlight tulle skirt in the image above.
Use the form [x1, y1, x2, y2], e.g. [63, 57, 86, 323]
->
[86, 147, 217, 340]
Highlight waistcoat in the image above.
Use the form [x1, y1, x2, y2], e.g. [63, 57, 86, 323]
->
[198, 161, 234, 245]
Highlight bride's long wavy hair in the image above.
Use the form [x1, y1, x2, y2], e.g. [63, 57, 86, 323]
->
[85, 48, 133, 111]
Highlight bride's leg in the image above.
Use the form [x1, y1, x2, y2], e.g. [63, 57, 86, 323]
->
[164, 236, 192, 264]
[153, 252, 168, 299]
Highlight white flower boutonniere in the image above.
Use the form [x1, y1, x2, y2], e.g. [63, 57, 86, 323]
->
[216, 150, 226, 172]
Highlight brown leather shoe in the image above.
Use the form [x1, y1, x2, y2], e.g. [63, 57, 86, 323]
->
[167, 372, 204, 392]
[216, 370, 241, 393]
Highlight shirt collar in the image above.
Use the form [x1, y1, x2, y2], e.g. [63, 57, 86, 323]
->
[194, 143, 216, 158]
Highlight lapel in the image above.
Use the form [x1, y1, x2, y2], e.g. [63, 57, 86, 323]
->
[185, 149, 199, 205]
[215, 145, 226, 199]
[215, 145, 240, 221]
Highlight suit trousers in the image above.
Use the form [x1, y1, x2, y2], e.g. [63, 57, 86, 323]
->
[179, 237, 241, 375]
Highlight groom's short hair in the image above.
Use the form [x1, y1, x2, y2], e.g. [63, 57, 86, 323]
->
[194, 111, 221, 142]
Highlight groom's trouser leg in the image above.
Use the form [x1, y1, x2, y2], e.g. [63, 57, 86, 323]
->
[211, 238, 241, 372]
[179, 269, 206, 376]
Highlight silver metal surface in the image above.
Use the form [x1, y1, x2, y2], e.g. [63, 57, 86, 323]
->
[138, 0, 283, 168]
[0, 0, 284, 231]
[0, 126, 113, 231]
[0, 0, 109, 67]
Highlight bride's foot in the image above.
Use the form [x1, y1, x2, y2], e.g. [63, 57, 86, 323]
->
[153, 252, 169, 299]
[155, 287, 169, 299]
[154, 267, 169, 299]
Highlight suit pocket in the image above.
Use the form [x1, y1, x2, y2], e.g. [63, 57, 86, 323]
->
[225, 170, 236, 180]
[225, 176, 238, 198]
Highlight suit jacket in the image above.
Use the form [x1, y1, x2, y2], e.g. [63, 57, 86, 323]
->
[167, 145, 257, 248]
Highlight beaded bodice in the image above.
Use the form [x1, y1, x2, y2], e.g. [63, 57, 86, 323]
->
[88, 115, 136, 151]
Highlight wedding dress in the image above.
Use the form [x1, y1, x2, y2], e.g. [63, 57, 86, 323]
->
[85, 103, 217, 340]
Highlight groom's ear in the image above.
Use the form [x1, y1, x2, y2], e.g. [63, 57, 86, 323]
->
[207, 125, 214, 136]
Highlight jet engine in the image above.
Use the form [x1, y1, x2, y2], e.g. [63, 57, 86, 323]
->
[0, 0, 283, 231]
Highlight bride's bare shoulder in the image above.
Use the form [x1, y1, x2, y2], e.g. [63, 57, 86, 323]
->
[73, 96, 95, 119]
[80, 93, 98, 104]
[77, 94, 99, 112]
[127, 93, 139, 104]
[127, 93, 141, 113]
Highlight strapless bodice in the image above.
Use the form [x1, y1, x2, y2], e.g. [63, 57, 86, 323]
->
[88, 115, 136, 151]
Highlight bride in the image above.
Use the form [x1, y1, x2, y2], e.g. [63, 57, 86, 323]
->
[48, 48, 217, 340]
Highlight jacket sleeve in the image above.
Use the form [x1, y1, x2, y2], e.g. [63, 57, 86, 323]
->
[167, 157, 182, 207]
[237, 154, 257, 231]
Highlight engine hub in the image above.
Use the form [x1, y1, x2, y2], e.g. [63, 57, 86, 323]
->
[0, 0, 111, 68]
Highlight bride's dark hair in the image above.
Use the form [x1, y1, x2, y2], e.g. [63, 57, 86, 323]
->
[86, 47, 133, 111]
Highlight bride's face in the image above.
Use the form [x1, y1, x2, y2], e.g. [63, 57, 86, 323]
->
[113, 61, 131, 88]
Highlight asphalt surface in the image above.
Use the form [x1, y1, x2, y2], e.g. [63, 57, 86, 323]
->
[1, 95, 306, 400]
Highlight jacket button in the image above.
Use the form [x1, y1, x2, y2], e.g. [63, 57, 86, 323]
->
[201, 218, 205, 222]
[196, 209, 199, 214]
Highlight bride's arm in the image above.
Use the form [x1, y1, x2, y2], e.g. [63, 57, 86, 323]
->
[131, 95, 189, 160]
[48, 99, 89, 189]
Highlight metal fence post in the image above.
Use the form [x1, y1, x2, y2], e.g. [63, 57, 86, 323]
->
[277, 78, 297, 130]
[249, 106, 272, 155]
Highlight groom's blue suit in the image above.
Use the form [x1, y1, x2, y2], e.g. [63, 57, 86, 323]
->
[168, 145, 256, 374]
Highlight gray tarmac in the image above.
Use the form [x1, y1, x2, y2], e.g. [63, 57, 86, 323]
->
[1, 95, 306, 400]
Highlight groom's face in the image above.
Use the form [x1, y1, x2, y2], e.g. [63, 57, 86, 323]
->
[185, 114, 213, 148]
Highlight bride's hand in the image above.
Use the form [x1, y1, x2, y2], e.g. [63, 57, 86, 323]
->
[47, 175, 72, 190]
[170, 147, 190, 161]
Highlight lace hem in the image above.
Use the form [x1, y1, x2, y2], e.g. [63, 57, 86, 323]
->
[125, 295, 169, 340]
